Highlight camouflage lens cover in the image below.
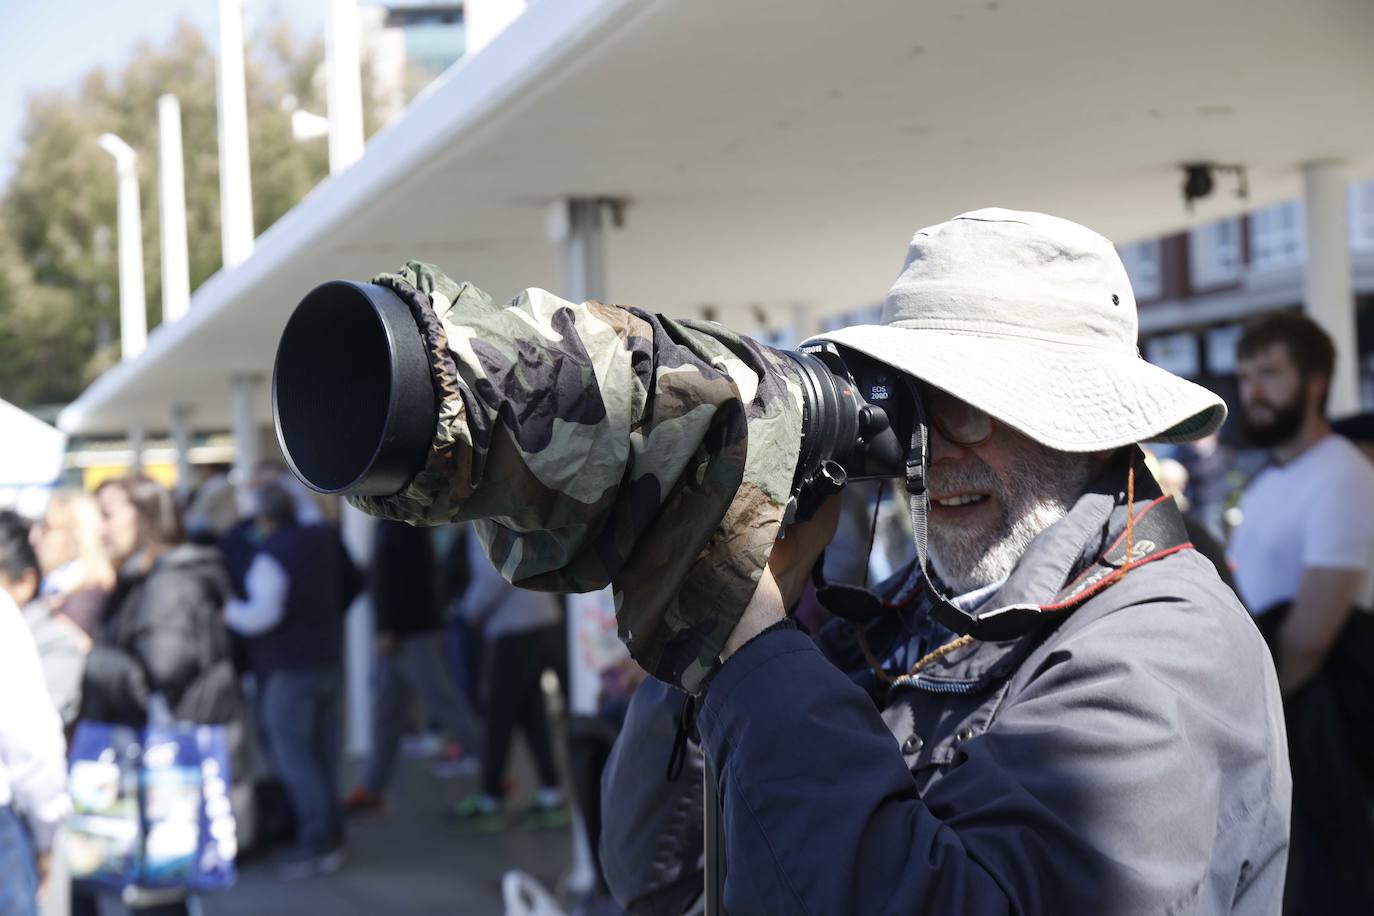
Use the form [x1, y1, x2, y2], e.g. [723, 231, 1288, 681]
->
[349, 262, 803, 693]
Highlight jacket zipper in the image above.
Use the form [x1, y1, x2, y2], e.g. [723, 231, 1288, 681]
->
[894, 675, 977, 694]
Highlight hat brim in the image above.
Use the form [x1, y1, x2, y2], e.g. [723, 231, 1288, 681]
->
[806, 325, 1226, 453]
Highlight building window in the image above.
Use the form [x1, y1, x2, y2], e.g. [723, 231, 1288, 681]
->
[1117, 240, 1162, 300]
[1189, 218, 1242, 289]
[1205, 324, 1245, 375]
[1350, 181, 1374, 250]
[1144, 332, 1200, 378]
[1249, 201, 1305, 271]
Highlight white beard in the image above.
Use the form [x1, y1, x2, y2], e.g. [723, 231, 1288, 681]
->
[921, 448, 1097, 595]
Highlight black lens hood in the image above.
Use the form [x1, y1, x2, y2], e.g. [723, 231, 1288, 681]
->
[272, 280, 437, 497]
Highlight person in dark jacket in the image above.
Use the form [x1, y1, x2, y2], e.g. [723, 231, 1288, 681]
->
[343, 518, 483, 812]
[225, 481, 361, 879]
[600, 210, 1290, 915]
[79, 475, 241, 916]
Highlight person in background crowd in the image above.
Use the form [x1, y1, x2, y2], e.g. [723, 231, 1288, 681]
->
[0, 587, 70, 916]
[1175, 431, 1236, 542]
[220, 463, 326, 601]
[78, 475, 241, 916]
[30, 489, 115, 637]
[0, 511, 90, 728]
[1230, 313, 1374, 913]
[181, 466, 241, 546]
[1148, 456, 1237, 592]
[449, 532, 567, 833]
[344, 519, 484, 814]
[440, 525, 484, 714]
[225, 481, 360, 879]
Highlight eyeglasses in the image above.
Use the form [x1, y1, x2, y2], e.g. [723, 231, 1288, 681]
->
[923, 386, 995, 447]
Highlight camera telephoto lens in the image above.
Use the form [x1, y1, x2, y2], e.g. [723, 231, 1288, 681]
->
[273, 282, 912, 510]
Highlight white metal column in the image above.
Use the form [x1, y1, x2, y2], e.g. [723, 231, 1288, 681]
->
[550, 197, 614, 897]
[1303, 161, 1361, 415]
[97, 134, 147, 360]
[158, 95, 191, 323]
[128, 422, 146, 476]
[229, 373, 262, 491]
[325, 0, 365, 175]
[171, 403, 194, 500]
[216, 0, 255, 269]
[340, 502, 376, 757]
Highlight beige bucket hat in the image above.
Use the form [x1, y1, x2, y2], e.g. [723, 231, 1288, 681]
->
[807, 208, 1226, 452]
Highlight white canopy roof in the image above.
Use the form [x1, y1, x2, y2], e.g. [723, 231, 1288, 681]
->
[59, 0, 1374, 435]
[1, 399, 67, 518]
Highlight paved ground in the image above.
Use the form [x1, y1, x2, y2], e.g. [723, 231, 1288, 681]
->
[201, 751, 573, 916]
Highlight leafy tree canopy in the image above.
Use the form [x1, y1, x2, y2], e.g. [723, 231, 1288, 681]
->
[0, 19, 374, 409]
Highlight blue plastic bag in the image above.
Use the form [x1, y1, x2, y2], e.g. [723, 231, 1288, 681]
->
[64, 719, 237, 893]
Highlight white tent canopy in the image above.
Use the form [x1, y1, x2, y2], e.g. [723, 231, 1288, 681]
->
[58, 0, 1374, 435]
[1, 399, 67, 518]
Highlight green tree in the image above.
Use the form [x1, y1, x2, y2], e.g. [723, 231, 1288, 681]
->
[0, 18, 374, 409]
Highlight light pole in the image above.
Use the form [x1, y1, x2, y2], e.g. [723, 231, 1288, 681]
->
[97, 133, 147, 360]
[217, 0, 255, 268]
[158, 95, 191, 323]
[325, 0, 365, 175]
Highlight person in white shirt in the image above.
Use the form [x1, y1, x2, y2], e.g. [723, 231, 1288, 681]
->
[1230, 311, 1374, 913]
[0, 589, 70, 916]
[1231, 314, 1374, 688]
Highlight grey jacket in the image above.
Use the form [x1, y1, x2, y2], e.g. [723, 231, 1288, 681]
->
[22, 599, 89, 727]
[602, 455, 1291, 915]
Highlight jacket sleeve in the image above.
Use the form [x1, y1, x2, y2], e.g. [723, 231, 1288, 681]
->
[694, 605, 1285, 916]
[601, 677, 706, 916]
[0, 599, 70, 851]
[31, 612, 89, 727]
[348, 262, 803, 692]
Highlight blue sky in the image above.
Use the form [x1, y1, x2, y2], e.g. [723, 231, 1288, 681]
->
[0, 0, 325, 187]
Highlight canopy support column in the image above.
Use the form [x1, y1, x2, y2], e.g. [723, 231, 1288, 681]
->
[171, 403, 194, 500]
[549, 196, 618, 898]
[229, 373, 262, 488]
[1303, 161, 1361, 415]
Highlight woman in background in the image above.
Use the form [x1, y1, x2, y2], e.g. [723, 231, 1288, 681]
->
[75, 476, 241, 916]
[30, 488, 115, 637]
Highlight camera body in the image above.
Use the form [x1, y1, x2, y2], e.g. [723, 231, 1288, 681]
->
[778, 341, 914, 521]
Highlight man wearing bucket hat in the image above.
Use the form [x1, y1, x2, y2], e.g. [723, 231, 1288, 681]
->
[601, 209, 1290, 915]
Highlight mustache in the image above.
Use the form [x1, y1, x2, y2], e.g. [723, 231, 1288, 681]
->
[929, 456, 1003, 499]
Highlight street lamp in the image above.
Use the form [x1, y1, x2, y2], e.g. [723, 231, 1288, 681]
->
[97, 133, 148, 360]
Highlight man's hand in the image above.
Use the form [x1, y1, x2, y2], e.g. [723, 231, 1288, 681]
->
[768, 494, 843, 608]
[376, 632, 397, 656]
[720, 495, 842, 662]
